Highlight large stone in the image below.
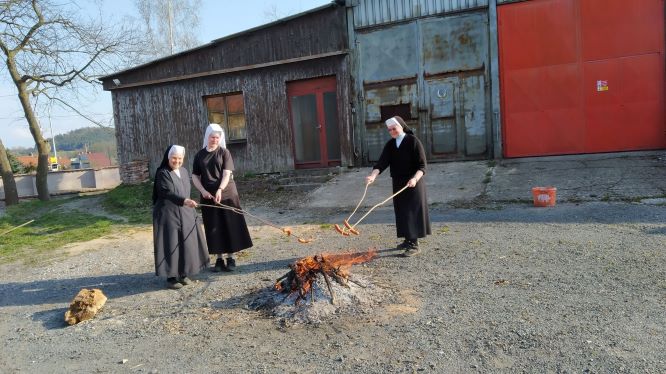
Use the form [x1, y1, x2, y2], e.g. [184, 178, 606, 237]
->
[64, 288, 108, 325]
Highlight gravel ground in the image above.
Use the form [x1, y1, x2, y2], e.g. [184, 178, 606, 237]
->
[0, 201, 665, 373]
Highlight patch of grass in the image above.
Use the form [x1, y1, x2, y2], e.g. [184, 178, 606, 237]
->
[0, 198, 115, 263]
[102, 182, 153, 224]
[487, 160, 497, 167]
[319, 223, 332, 230]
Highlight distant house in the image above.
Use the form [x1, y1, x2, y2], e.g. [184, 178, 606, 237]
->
[17, 155, 71, 171]
[16, 156, 37, 169]
[70, 152, 112, 169]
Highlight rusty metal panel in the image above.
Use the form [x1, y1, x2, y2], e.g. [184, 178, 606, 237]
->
[113, 57, 352, 175]
[365, 84, 419, 122]
[357, 23, 418, 84]
[461, 75, 487, 155]
[497, 0, 530, 4]
[353, 0, 489, 28]
[421, 12, 488, 75]
[355, 9, 491, 162]
[364, 83, 418, 161]
[426, 78, 458, 154]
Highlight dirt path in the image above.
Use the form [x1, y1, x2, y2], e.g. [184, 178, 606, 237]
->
[1, 202, 665, 373]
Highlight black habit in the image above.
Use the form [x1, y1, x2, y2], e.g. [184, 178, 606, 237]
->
[152, 162, 209, 278]
[192, 147, 253, 254]
[373, 134, 432, 239]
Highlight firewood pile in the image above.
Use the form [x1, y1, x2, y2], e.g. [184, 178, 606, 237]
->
[274, 249, 377, 305]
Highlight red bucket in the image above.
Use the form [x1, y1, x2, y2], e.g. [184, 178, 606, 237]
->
[532, 186, 557, 207]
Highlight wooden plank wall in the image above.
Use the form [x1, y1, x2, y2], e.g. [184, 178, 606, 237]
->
[113, 56, 352, 175]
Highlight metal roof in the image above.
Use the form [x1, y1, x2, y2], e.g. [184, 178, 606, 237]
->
[351, 0, 489, 29]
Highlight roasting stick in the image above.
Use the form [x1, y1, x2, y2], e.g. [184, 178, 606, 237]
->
[349, 184, 409, 230]
[0, 219, 35, 237]
[197, 203, 313, 243]
[343, 181, 370, 226]
[334, 182, 370, 236]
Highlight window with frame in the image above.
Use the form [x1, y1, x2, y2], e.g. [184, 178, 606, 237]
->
[205, 93, 246, 142]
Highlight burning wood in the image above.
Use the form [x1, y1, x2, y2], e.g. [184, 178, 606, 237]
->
[274, 249, 377, 305]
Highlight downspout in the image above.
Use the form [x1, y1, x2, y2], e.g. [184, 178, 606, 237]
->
[488, 0, 503, 159]
[345, 0, 361, 166]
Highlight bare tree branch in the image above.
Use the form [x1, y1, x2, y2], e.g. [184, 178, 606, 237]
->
[0, 0, 144, 200]
[41, 91, 111, 128]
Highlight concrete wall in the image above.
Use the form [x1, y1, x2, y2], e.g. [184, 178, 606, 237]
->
[0, 167, 121, 200]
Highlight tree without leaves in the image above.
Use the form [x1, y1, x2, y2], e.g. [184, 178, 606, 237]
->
[134, 0, 201, 58]
[0, 139, 19, 205]
[0, 0, 142, 201]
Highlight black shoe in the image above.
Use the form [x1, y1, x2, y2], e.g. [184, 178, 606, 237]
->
[226, 258, 236, 270]
[178, 276, 193, 286]
[396, 240, 410, 250]
[167, 277, 183, 289]
[212, 258, 227, 272]
[402, 241, 420, 257]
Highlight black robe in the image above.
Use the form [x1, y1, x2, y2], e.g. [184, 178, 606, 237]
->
[373, 134, 431, 239]
[192, 147, 253, 254]
[153, 167, 209, 278]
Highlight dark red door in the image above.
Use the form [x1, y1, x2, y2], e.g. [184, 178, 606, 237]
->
[287, 76, 340, 169]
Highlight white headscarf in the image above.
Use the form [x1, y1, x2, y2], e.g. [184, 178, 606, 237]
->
[167, 145, 185, 177]
[203, 123, 226, 150]
[385, 117, 402, 129]
[168, 145, 185, 158]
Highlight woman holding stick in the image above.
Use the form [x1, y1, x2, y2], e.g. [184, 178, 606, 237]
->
[366, 116, 431, 257]
[152, 145, 209, 289]
[192, 124, 253, 272]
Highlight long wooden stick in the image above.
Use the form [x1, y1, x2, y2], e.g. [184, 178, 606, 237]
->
[198, 203, 280, 230]
[0, 219, 35, 237]
[350, 184, 409, 229]
[197, 203, 312, 243]
[345, 182, 370, 222]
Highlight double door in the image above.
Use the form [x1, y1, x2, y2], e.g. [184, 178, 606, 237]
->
[287, 76, 341, 169]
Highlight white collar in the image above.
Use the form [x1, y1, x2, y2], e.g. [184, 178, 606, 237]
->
[395, 133, 406, 147]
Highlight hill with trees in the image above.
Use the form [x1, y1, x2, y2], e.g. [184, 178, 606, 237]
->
[10, 127, 117, 165]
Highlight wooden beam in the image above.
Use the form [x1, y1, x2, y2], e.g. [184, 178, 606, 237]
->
[108, 50, 348, 90]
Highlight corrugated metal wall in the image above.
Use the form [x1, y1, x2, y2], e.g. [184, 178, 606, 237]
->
[352, 7, 492, 162]
[352, 0, 489, 28]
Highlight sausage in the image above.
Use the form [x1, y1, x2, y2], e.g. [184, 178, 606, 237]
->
[334, 224, 345, 235]
[344, 220, 353, 230]
[297, 238, 311, 243]
[282, 227, 292, 236]
[349, 227, 359, 235]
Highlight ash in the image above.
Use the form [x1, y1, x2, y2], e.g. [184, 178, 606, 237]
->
[246, 274, 389, 325]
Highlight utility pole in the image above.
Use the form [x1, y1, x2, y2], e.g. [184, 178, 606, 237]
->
[48, 119, 58, 171]
[167, 0, 174, 55]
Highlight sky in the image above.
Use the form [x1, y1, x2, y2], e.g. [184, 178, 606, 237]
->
[1, 0, 331, 149]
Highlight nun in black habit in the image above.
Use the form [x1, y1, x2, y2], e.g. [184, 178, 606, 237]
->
[153, 145, 209, 289]
[366, 116, 431, 257]
[192, 124, 253, 273]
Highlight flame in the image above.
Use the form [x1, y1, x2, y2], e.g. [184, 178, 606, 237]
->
[273, 249, 377, 300]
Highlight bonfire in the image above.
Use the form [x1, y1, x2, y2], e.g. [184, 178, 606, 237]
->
[274, 249, 377, 305]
